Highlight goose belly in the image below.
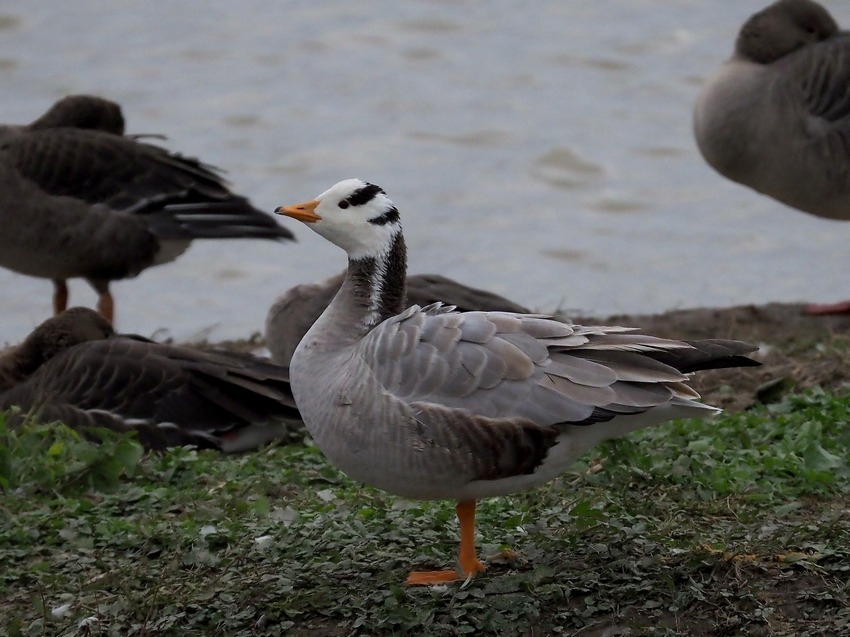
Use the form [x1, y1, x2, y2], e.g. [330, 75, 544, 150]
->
[292, 382, 477, 500]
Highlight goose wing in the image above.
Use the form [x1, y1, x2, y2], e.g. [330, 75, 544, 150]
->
[0, 128, 230, 209]
[357, 305, 743, 427]
[778, 34, 850, 176]
[0, 128, 293, 240]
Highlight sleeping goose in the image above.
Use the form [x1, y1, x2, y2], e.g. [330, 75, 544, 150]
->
[0, 94, 125, 138]
[693, 0, 850, 314]
[275, 179, 760, 585]
[0, 97, 294, 323]
[0, 307, 301, 452]
[265, 271, 529, 366]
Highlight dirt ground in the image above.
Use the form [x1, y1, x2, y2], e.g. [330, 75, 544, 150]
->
[576, 302, 850, 412]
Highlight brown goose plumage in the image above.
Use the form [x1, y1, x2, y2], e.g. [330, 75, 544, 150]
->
[0, 95, 125, 138]
[693, 0, 850, 314]
[0, 95, 294, 322]
[265, 271, 530, 366]
[0, 307, 301, 452]
[276, 179, 760, 585]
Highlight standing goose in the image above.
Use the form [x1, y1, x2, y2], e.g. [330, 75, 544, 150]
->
[0, 307, 302, 452]
[265, 271, 529, 366]
[0, 97, 294, 323]
[693, 0, 850, 313]
[276, 179, 760, 585]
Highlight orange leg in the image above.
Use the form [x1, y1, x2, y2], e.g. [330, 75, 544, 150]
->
[52, 280, 68, 315]
[97, 291, 115, 324]
[405, 500, 486, 586]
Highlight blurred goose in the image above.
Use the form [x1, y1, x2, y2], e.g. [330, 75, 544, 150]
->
[276, 179, 760, 585]
[0, 97, 294, 323]
[265, 271, 529, 366]
[0, 307, 301, 452]
[0, 94, 125, 138]
[693, 0, 850, 313]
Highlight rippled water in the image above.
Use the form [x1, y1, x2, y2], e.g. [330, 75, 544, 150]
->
[1, 1, 847, 344]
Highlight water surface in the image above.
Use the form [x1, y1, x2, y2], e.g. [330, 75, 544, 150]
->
[1, 1, 846, 343]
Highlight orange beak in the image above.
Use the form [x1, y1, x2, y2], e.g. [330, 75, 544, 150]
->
[275, 199, 322, 223]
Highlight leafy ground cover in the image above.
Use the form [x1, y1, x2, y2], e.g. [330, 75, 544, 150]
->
[2, 386, 849, 637]
[3, 301, 850, 636]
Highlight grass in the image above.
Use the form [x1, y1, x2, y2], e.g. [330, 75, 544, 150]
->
[2, 390, 850, 636]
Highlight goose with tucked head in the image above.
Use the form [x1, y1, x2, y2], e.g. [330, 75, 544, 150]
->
[694, 0, 850, 313]
[0, 307, 301, 451]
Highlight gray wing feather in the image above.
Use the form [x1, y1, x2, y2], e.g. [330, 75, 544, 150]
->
[520, 386, 597, 423]
[570, 332, 692, 351]
[568, 350, 686, 382]
[539, 372, 619, 406]
[455, 312, 498, 344]
[602, 381, 674, 408]
[542, 357, 617, 387]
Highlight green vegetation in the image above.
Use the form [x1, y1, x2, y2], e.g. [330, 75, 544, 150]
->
[2, 390, 849, 636]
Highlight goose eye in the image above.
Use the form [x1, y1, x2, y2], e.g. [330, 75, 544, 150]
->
[338, 201, 350, 209]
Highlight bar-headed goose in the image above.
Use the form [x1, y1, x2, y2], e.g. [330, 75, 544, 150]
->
[265, 271, 529, 366]
[694, 0, 850, 313]
[275, 179, 760, 585]
[0, 307, 301, 452]
[0, 96, 295, 323]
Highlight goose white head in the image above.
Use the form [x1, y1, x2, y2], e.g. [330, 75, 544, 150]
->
[275, 179, 401, 261]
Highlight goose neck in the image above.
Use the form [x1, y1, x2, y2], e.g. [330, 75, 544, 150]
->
[342, 231, 408, 332]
